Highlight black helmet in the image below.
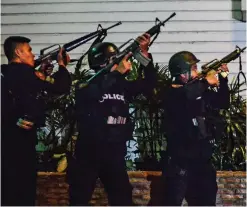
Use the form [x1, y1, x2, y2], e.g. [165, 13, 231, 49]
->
[88, 42, 119, 71]
[168, 51, 200, 77]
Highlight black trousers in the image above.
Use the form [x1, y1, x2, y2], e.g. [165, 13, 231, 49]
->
[67, 141, 133, 206]
[1, 124, 37, 206]
[162, 158, 218, 206]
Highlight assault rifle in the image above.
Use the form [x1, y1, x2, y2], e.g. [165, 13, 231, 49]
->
[86, 12, 176, 83]
[187, 45, 246, 84]
[34, 21, 122, 68]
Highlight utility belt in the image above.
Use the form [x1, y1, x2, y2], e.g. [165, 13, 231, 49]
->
[85, 122, 134, 142]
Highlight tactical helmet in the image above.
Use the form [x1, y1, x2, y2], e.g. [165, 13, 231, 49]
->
[168, 51, 200, 77]
[88, 42, 119, 71]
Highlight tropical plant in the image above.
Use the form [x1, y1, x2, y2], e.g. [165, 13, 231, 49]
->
[36, 56, 246, 172]
[36, 61, 92, 171]
[211, 76, 246, 170]
[126, 62, 170, 170]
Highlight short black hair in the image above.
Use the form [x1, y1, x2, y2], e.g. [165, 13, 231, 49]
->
[3, 36, 31, 61]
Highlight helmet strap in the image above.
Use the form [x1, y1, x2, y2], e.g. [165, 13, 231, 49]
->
[172, 70, 192, 85]
[180, 71, 191, 83]
[172, 76, 185, 85]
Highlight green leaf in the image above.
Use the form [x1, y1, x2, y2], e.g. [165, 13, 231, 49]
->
[234, 122, 245, 136]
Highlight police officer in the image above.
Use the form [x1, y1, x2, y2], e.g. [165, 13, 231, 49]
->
[68, 33, 156, 206]
[161, 51, 230, 206]
[1, 36, 71, 206]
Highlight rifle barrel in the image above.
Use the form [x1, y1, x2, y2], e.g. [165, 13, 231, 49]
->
[104, 21, 122, 30]
[161, 12, 176, 25]
[34, 22, 122, 67]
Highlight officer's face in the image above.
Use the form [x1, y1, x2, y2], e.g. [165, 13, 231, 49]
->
[191, 64, 198, 79]
[15, 43, 35, 67]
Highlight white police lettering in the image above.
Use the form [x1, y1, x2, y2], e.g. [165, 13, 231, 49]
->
[107, 116, 126, 124]
[99, 94, 125, 103]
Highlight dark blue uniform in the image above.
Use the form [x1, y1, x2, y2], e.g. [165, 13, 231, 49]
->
[68, 59, 156, 206]
[1, 62, 71, 206]
[162, 76, 230, 206]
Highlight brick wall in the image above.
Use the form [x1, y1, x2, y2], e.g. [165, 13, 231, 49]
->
[36, 171, 246, 206]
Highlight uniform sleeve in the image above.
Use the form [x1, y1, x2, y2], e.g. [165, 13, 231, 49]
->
[123, 53, 157, 100]
[10, 64, 71, 126]
[159, 76, 209, 102]
[33, 65, 72, 95]
[183, 79, 209, 100]
[179, 75, 230, 109]
[203, 76, 230, 109]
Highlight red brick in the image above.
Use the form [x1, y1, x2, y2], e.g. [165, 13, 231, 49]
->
[38, 172, 65, 176]
[132, 182, 150, 189]
[132, 198, 148, 205]
[224, 183, 246, 189]
[218, 189, 234, 195]
[241, 178, 246, 183]
[145, 171, 162, 176]
[89, 200, 96, 204]
[232, 171, 246, 177]
[58, 188, 68, 194]
[236, 189, 246, 194]
[142, 194, 151, 200]
[47, 188, 58, 193]
[132, 188, 149, 195]
[222, 194, 244, 200]
[57, 194, 69, 199]
[221, 194, 235, 199]
[130, 178, 148, 183]
[93, 188, 106, 194]
[217, 171, 233, 177]
[225, 183, 237, 188]
[58, 183, 68, 188]
[222, 201, 234, 206]
[235, 195, 244, 199]
[217, 184, 225, 188]
[92, 194, 103, 199]
[58, 199, 68, 205]
[128, 171, 148, 178]
[35, 171, 246, 206]
[218, 178, 227, 183]
[47, 198, 59, 205]
[234, 184, 246, 188]
[226, 178, 241, 183]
